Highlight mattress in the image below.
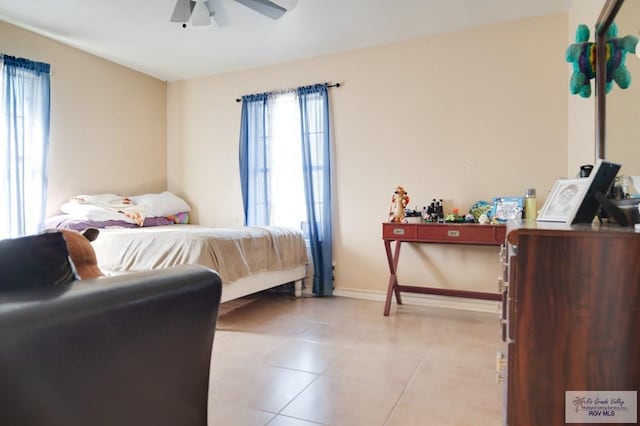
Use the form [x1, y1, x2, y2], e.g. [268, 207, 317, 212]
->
[91, 224, 308, 284]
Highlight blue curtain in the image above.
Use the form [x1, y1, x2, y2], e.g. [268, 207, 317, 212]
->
[0, 55, 51, 239]
[239, 92, 271, 226]
[297, 83, 332, 296]
[239, 83, 333, 296]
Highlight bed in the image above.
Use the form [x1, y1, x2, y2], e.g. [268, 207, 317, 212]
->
[90, 225, 308, 303]
[47, 192, 309, 303]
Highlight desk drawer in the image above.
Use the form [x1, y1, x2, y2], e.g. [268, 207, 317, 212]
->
[382, 224, 417, 240]
[416, 225, 503, 245]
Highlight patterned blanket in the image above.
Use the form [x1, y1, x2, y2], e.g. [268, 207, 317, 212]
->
[63, 194, 146, 226]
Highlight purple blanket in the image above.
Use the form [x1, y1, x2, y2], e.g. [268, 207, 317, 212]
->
[46, 215, 174, 232]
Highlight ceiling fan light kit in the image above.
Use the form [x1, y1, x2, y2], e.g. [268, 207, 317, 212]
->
[170, 0, 293, 27]
[170, 0, 195, 24]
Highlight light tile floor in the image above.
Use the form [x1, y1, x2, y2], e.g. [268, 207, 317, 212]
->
[208, 293, 503, 426]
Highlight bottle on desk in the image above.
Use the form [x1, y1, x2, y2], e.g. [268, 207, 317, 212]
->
[524, 188, 537, 221]
[437, 199, 444, 223]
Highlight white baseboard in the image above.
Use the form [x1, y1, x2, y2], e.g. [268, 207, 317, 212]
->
[333, 288, 500, 314]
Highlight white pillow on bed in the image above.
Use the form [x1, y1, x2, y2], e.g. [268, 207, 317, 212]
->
[129, 191, 192, 217]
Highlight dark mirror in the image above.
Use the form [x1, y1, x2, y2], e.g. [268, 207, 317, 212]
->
[604, 0, 640, 180]
[594, 0, 640, 223]
[596, 0, 640, 178]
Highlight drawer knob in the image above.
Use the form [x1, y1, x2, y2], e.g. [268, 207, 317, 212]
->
[495, 352, 507, 383]
[496, 352, 508, 370]
[497, 278, 509, 292]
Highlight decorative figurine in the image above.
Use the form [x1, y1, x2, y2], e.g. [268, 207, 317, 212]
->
[389, 186, 410, 223]
[566, 22, 638, 98]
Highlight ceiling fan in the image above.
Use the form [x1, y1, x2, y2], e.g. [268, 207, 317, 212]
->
[170, 0, 295, 27]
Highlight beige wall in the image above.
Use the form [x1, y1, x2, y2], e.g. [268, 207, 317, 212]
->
[168, 13, 569, 297]
[3, 11, 584, 299]
[0, 21, 167, 217]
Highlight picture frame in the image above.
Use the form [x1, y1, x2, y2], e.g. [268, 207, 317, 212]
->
[537, 178, 589, 223]
[490, 196, 524, 223]
[571, 159, 622, 224]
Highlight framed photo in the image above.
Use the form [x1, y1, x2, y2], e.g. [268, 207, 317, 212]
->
[572, 159, 622, 224]
[490, 196, 524, 223]
[537, 178, 589, 223]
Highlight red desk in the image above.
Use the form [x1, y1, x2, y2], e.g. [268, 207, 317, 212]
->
[382, 222, 506, 316]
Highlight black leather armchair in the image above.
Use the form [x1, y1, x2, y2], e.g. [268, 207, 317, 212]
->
[0, 264, 222, 426]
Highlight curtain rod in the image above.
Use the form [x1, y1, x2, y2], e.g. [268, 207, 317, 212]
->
[235, 82, 341, 102]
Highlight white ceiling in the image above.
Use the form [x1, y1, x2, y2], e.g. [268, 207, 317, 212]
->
[0, 0, 571, 82]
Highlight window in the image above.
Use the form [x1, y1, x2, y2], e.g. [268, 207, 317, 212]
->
[0, 55, 51, 239]
[239, 83, 333, 295]
[266, 92, 306, 228]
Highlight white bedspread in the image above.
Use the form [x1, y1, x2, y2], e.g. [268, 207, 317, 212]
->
[92, 225, 308, 284]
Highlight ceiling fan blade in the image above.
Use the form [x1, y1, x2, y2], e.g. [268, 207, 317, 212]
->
[275, 0, 297, 11]
[191, 1, 212, 26]
[233, 0, 287, 19]
[170, 0, 196, 22]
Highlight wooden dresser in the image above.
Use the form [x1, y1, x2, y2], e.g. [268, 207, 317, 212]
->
[498, 221, 640, 425]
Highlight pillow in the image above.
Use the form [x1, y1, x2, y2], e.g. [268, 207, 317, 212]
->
[59, 229, 103, 280]
[166, 211, 190, 224]
[0, 232, 76, 291]
[129, 191, 192, 217]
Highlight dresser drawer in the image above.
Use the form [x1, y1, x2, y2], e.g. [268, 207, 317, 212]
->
[416, 224, 505, 245]
[382, 223, 417, 240]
